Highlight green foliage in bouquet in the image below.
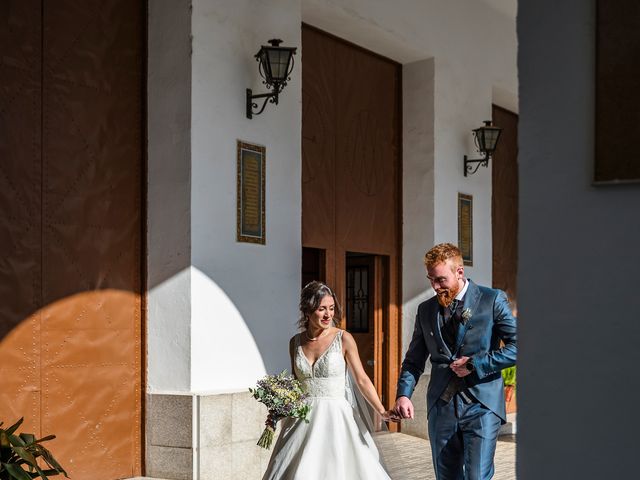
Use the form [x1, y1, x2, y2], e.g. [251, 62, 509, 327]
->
[0, 417, 68, 480]
[250, 370, 311, 449]
[501, 365, 516, 388]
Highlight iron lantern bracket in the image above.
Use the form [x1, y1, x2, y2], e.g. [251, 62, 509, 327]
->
[464, 153, 490, 177]
[246, 89, 279, 119]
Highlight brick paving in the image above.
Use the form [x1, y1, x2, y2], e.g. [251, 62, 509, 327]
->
[377, 433, 516, 480]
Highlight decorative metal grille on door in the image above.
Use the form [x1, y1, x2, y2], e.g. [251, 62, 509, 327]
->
[346, 263, 370, 333]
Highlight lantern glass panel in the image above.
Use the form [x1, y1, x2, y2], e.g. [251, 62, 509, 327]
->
[484, 128, 501, 152]
[258, 49, 273, 81]
[475, 126, 501, 154]
[474, 129, 487, 152]
[266, 48, 292, 81]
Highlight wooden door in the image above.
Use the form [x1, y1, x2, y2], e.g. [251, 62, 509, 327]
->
[0, 1, 144, 478]
[492, 105, 519, 305]
[302, 24, 401, 410]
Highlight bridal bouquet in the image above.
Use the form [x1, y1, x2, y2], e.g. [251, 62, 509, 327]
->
[249, 370, 311, 449]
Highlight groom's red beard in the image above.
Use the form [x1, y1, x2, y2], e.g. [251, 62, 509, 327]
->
[436, 284, 460, 307]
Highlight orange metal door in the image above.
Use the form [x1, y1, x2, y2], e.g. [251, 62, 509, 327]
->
[0, 1, 144, 478]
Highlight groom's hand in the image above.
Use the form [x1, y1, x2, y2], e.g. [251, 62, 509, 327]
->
[451, 356, 473, 377]
[381, 410, 401, 423]
[394, 396, 414, 419]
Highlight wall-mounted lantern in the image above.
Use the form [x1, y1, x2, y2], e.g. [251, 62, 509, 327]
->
[246, 39, 297, 119]
[463, 120, 502, 176]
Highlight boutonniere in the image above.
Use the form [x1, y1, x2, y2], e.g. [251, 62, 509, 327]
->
[461, 308, 472, 324]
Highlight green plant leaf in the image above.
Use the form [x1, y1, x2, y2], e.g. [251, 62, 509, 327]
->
[1, 431, 11, 448]
[501, 365, 516, 387]
[33, 436, 55, 445]
[18, 434, 35, 446]
[4, 462, 33, 480]
[37, 469, 61, 477]
[11, 447, 37, 468]
[0, 419, 66, 480]
[8, 435, 26, 448]
[33, 464, 49, 480]
[34, 447, 66, 476]
[5, 419, 24, 437]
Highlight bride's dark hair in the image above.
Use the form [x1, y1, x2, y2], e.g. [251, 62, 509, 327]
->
[298, 281, 343, 330]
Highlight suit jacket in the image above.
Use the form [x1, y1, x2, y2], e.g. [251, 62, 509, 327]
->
[396, 280, 517, 423]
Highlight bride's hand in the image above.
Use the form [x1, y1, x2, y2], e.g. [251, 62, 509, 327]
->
[380, 410, 401, 423]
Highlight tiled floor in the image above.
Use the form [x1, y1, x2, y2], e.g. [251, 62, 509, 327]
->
[130, 434, 516, 480]
[377, 433, 516, 480]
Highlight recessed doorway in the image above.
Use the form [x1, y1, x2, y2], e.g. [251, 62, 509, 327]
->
[345, 252, 389, 402]
[302, 247, 326, 287]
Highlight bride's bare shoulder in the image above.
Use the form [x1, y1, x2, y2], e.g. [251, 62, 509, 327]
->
[340, 329, 353, 340]
[340, 330, 358, 351]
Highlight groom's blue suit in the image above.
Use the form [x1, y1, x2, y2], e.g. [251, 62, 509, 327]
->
[396, 279, 517, 480]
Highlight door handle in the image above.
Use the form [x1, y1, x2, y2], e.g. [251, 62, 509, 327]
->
[367, 359, 375, 366]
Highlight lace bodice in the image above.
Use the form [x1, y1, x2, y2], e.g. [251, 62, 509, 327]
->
[294, 331, 346, 398]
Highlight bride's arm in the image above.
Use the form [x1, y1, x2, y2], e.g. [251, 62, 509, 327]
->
[343, 331, 395, 420]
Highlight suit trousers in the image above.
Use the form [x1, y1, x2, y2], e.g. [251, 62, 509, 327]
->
[428, 395, 502, 480]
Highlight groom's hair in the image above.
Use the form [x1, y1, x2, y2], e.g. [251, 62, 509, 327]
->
[424, 243, 463, 270]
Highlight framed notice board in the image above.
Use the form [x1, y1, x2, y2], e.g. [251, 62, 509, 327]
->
[237, 140, 266, 244]
[458, 193, 473, 266]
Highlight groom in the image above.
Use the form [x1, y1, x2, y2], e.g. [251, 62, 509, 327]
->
[394, 243, 517, 480]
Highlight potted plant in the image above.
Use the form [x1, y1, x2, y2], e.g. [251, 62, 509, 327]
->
[0, 417, 68, 480]
[502, 366, 517, 414]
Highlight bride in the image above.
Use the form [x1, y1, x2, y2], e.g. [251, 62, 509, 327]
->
[262, 281, 397, 480]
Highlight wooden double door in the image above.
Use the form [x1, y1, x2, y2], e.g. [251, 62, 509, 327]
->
[301, 25, 401, 407]
[0, 1, 144, 478]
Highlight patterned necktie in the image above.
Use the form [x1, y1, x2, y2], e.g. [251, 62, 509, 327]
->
[449, 299, 459, 318]
[442, 299, 459, 349]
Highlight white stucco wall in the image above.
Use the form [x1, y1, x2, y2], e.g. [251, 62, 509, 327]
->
[189, 0, 302, 392]
[402, 58, 435, 353]
[518, 0, 640, 478]
[147, 0, 192, 392]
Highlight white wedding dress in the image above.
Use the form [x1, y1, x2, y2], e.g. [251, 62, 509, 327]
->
[262, 330, 391, 480]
